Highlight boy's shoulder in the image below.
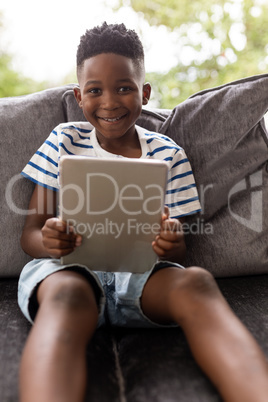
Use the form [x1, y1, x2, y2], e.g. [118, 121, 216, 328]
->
[136, 125, 182, 149]
[54, 121, 94, 135]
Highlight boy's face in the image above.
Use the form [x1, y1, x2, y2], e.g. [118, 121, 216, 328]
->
[74, 53, 151, 145]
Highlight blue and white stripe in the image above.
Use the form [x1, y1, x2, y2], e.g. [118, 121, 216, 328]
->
[22, 122, 201, 218]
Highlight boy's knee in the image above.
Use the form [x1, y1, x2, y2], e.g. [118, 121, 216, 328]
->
[52, 280, 94, 310]
[168, 266, 220, 314]
[181, 266, 217, 295]
[35, 273, 99, 344]
[38, 271, 98, 314]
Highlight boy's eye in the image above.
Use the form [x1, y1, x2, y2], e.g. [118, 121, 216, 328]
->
[118, 86, 132, 93]
[88, 88, 101, 94]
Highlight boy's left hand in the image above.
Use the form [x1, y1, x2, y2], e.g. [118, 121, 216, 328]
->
[152, 207, 186, 263]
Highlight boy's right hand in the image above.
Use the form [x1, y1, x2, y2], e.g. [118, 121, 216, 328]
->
[41, 217, 82, 259]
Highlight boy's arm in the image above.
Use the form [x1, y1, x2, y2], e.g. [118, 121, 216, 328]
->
[152, 207, 186, 264]
[21, 185, 81, 259]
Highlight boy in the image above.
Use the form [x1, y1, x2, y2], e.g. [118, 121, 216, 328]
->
[19, 22, 268, 402]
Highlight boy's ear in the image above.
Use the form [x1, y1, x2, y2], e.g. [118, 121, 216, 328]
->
[73, 86, 83, 108]
[142, 83, 151, 105]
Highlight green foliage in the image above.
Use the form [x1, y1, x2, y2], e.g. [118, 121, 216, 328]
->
[114, 0, 268, 108]
[2, 2, 268, 103]
[0, 13, 47, 98]
[0, 53, 47, 97]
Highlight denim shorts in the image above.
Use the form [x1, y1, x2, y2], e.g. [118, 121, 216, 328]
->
[18, 258, 184, 328]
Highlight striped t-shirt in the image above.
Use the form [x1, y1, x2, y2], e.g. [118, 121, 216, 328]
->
[22, 122, 201, 219]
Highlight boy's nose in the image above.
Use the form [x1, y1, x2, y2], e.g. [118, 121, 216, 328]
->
[101, 92, 119, 110]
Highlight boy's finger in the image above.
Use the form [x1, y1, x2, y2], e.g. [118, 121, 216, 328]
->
[162, 219, 182, 232]
[47, 218, 68, 232]
[54, 219, 78, 236]
[164, 206, 169, 217]
[75, 235, 82, 247]
[155, 236, 178, 250]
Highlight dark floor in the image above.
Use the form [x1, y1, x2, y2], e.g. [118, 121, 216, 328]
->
[0, 275, 267, 402]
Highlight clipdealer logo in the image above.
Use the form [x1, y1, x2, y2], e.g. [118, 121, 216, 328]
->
[5, 170, 264, 234]
[228, 170, 263, 233]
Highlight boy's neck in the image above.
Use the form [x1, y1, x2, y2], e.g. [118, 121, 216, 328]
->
[96, 129, 142, 158]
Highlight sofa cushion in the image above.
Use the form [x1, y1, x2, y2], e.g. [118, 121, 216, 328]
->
[0, 85, 75, 277]
[160, 74, 268, 276]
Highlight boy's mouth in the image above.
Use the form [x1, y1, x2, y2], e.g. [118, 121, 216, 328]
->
[97, 114, 127, 122]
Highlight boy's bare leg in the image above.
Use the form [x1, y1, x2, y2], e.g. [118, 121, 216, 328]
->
[141, 266, 268, 402]
[19, 270, 99, 402]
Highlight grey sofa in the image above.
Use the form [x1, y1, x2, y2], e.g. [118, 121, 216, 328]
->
[1, 75, 268, 401]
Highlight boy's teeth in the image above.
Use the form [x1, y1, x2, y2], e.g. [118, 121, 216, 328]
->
[102, 116, 121, 122]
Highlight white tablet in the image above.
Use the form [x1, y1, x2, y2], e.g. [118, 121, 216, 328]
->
[59, 156, 168, 273]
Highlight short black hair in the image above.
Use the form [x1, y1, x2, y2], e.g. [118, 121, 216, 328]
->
[76, 22, 145, 75]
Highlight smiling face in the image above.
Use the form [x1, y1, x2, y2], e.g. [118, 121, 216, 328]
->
[74, 53, 151, 152]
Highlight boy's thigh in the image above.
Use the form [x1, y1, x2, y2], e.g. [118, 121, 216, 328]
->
[141, 266, 187, 325]
[111, 262, 184, 327]
[141, 265, 218, 325]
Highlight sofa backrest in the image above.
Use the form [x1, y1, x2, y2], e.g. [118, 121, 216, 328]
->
[1, 75, 268, 277]
[1, 85, 73, 277]
[161, 75, 268, 276]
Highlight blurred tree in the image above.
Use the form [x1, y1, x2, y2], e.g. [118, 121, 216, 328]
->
[114, 0, 268, 108]
[0, 12, 47, 97]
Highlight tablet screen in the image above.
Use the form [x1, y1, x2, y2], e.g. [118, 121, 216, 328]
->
[59, 156, 168, 273]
